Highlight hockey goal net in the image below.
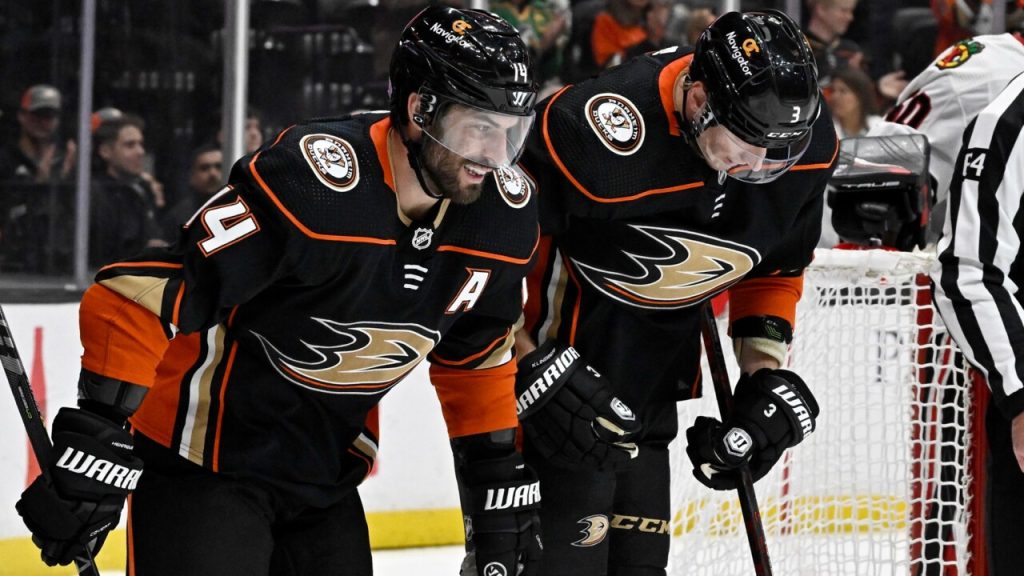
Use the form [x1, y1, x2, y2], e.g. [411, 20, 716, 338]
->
[669, 248, 987, 576]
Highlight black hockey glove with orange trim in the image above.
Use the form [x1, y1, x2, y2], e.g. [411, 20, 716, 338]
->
[686, 369, 818, 490]
[16, 407, 142, 566]
[515, 341, 641, 470]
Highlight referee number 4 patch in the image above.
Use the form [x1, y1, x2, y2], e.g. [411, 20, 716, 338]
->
[962, 149, 987, 180]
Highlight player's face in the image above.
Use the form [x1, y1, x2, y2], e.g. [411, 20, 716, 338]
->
[420, 134, 486, 205]
[419, 100, 534, 170]
[697, 124, 767, 174]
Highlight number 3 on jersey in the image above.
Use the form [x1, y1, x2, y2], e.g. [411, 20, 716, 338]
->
[198, 196, 261, 256]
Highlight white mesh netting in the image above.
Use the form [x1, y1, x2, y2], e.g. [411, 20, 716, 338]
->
[668, 249, 981, 576]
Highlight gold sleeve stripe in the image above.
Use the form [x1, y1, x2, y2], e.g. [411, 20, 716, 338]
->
[98, 276, 171, 317]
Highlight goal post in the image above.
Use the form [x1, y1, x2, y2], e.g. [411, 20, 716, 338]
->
[669, 248, 987, 576]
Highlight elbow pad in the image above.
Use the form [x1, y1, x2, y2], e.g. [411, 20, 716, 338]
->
[78, 369, 148, 425]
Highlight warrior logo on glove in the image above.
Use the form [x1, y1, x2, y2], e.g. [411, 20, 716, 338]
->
[686, 368, 819, 490]
[515, 341, 642, 469]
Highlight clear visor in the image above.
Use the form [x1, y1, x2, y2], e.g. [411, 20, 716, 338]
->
[691, 103, 810, 184]
[421, 99, 536, 170]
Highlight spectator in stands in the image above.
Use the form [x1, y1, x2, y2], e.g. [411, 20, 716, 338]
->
[91, 106, 166, 210]
[90, 114, 168, 267]
[0, 85, 77, 273]
[591, 0, 651, 68]
[805, 0, 864, 85]
[0, 85, 76, 184]
[491, 0, 569, 92]
[216, 107, 265, 155]
[623, 0, 675, 59]
[161, 143, 222, 239]
[828, 66, 882, 138]
[684, 7, 717, 47]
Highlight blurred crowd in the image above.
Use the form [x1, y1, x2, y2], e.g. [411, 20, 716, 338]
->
[2, 0, 1022, 277]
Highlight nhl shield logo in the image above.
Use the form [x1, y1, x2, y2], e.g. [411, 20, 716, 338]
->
[585, 93, 645, 155]
[494, 166, 532, 209]
[300, 134, 359, 192]
[411, 227, 434, 250]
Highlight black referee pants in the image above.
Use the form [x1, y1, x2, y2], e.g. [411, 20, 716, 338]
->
[985, 401, 1024, 576]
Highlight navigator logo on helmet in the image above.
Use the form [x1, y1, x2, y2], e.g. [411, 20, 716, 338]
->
[388, 5, 538, 196]
[684, 10, 821, 184]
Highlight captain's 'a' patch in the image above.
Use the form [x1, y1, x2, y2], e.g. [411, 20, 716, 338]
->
[494, 165, 533, 209]
[585, 93, 645, 155]
[300, 133, 360, 191]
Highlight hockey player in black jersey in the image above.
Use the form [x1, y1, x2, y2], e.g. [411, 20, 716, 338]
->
[15, 6, 543, 575]
[509, 10, 836, 575]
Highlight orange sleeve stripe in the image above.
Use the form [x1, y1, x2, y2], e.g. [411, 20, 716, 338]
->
[728, 274, 805, 328]
[437, 228, 539, 265]
[541, 89, 704, 203]
[80, 284, 169, 387]
[791, 133, 840, 171]
[212, 341, 239, 473]
[431, 328, 511, 367]
[171, 281, 185, 327]
[523, 235, 554, 332]
[563, 260, 584, 346]
[98, 260, 183, 274]
[247, 152, 398, 245]
[429, 361, 518, 438]
[658, 55, 692, 136]
[369, 117, 397, 192]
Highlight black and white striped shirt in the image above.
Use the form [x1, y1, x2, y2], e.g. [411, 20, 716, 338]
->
[931, 70, 1024, 419]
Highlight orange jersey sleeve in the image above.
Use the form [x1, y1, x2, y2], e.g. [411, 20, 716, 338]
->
[430, 360, 518, 438]
[728, 274, 805, 329]
[79, 283, 170, 387]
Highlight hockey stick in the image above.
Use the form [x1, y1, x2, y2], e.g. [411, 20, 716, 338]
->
[699, 302, 774, 576]
[0, 305, 100, 576]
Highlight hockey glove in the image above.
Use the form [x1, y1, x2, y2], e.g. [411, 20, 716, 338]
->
[16, 407, 143, 566]
[516, 341, 641, 469]
[686, 369, 818, 491]
[460, 452, 543, 576]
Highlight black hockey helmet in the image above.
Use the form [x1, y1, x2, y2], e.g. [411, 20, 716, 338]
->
[691, 10, 819, 148]
[389, 5, 538, 168]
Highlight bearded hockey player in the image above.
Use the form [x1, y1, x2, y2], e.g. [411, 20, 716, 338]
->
[15, 6, 543, 575]
[506, 10, 836, 575]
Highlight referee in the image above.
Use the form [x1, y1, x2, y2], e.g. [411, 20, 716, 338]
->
[931, 70, 1024, 576]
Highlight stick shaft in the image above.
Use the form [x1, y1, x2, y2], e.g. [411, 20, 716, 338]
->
[699, 303, 774, 576]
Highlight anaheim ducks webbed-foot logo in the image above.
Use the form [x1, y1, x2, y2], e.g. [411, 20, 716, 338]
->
[254, 319, 440, 395]
[572, 225, 760, 309]
[572, 514, 609, 547]
[300, 134, 359, 192]
[585, 94, 645, 155]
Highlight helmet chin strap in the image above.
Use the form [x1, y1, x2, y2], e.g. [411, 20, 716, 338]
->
[678, 80, 726, 184]
[399, 126, 444, 200]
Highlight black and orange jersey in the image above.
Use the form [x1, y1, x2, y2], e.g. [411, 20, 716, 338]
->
[79, 112, 539, 506]
[519, 46, 838, 401]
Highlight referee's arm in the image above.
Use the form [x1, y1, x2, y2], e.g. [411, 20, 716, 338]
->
[930, 72, 1024, 471]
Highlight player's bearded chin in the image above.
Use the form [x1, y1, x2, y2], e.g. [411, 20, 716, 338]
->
[420, 136, 484, 205]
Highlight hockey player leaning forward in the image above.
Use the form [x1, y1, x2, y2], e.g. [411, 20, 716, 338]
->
[502, 10, 837, 575]
[16, 6, 544, 575]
